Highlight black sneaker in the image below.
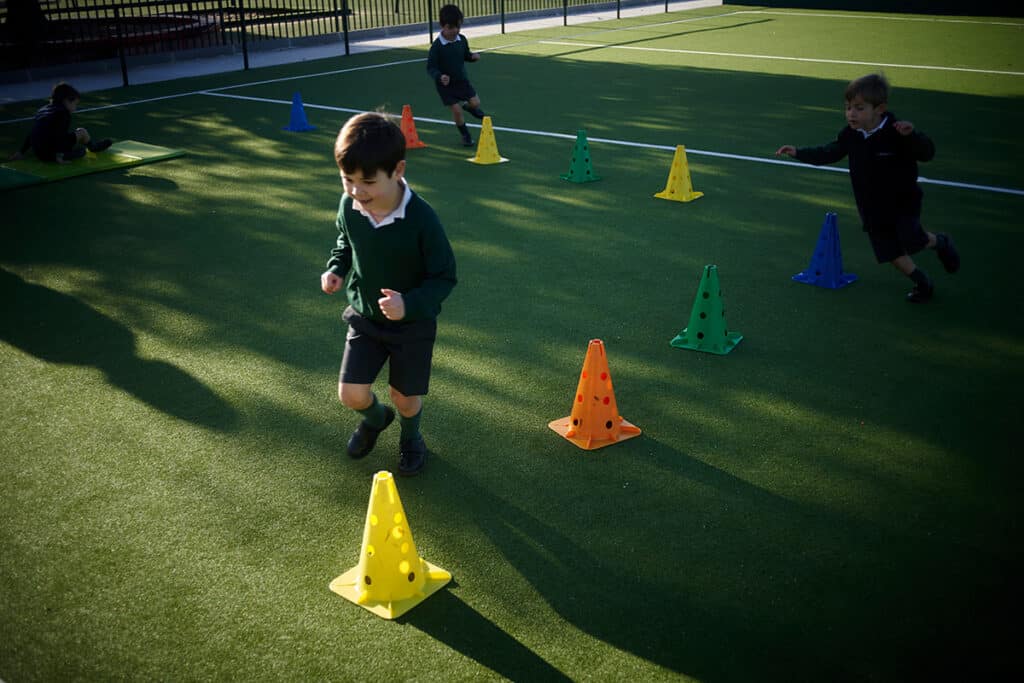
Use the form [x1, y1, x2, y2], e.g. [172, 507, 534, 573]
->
[398, 436, 428, 476]
[346, 406, 395, 459]
[906, 283, 934, 303]
[62, 147, 86, 161]
[935, 233, 960, 274]
[88, 138, 112, 153]
[461, 131, 474, 147]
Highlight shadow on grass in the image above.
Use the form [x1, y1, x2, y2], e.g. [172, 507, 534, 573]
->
[405, 586, 573, 682]
[0, 267, 238, 431]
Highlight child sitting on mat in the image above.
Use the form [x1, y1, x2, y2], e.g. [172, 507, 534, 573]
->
[9, 82, 111, 163]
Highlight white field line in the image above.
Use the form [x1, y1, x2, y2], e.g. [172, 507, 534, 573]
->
[741, 10, 1024, 28]
[537, 40, 1024, 77]
[200, 90, 1024, 197]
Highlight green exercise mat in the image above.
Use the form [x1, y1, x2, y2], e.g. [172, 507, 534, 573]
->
[1, 140, 184, 190]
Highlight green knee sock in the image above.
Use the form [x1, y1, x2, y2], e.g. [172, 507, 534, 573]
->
[356, 395, 388, 429]
[399, 408, 422, 441]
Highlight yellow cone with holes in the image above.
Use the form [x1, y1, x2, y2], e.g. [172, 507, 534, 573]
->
[330, 471, 451, 619]
[654, 145, 703, 202]
[467, 116, 508, 164]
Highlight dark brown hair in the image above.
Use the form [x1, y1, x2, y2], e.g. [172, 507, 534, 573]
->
[333, 112, 406, 176]
[845, 74, 889, 106]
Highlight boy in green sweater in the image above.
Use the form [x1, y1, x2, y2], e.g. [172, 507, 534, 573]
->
[427, 4, 486, 147]
[321, 112, 457, 476]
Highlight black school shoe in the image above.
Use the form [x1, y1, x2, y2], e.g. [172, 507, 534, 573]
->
[398, 436, 428, 476]
[88, 138, 112, 153]
[906, 283, 934, 303]
[346, 406, 395, 459]
[935, 233, 960, 273]
[461, 130, 474, 147]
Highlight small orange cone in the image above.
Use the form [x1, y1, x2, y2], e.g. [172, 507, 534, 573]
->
[400, 104, 427, 149]
[548, 339, 641, 450]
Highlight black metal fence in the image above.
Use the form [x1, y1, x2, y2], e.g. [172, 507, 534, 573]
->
[1, 0, 661, 81]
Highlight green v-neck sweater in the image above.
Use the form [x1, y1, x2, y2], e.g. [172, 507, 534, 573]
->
[326, 191, 457, 323]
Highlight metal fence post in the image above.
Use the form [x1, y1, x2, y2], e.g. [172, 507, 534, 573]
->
[563, 0, 568, 26]
[341, 0, 350, 56]
[114, 4, 129, 87]
[427, 0, 434, 43]
[239, 0, 249, 70]
[500, 0, 506, 34]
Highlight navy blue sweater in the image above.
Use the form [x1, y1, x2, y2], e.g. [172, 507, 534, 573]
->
[795, 113, 935, 231]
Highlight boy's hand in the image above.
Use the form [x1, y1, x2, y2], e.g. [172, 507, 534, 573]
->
[321, 271, 342, 294]
[440, 74, 450, 86]
[75, 127, 90, 144]
[470, 52, 480, 61]
[893, 120, 915, 136]
[378, 288, 405, 320]
[775, 145, 797, 158]
[7, 151, 24, 161]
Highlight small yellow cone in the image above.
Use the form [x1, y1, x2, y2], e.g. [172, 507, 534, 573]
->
[467, 116, 508, 164]
[654, 145, 703, 202]
[330, 471, 451, 619]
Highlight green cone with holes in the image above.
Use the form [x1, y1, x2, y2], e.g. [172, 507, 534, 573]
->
[560, 129, 601, 183]
[670, 264, 743, 355]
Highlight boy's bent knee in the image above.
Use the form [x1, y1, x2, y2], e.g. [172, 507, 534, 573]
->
[339, 383, 373, 410]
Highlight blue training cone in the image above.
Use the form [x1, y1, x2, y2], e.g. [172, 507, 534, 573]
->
[792, 212, 857, 289]
[283, 92, 316, 132]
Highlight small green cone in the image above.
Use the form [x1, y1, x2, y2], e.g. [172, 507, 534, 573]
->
[560, 129, 601, 183]
[670, 265, 743, 355]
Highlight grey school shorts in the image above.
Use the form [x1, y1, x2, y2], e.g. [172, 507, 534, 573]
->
[435, 78, 477, 106]
[339, 306, 437, 396]
[866, 214, 930, 263]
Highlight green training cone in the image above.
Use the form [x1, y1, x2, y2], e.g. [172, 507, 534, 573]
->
[560, 129, 601, 183]
[670, 264, 743, 355]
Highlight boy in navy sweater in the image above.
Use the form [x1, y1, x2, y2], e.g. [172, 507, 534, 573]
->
[321, 112, 457, 476]
[427, 4, 486, 147]
[777, 74, 959, 302]
[10, 82, 111, 162]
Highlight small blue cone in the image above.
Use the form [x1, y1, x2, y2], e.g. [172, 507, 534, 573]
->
[283, 92, 316, 132]
[792, 212, 857, 289]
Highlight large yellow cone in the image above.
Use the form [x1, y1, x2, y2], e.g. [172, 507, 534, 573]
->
[654, 145, 703, 202]
[330, 471, 451, 619]
[467, 116, 508, 164]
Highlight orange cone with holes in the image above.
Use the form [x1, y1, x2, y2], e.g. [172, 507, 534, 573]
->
[548, 339, 641, 450]
[330, 471, 451, 619]
[399, 104, 427, 149]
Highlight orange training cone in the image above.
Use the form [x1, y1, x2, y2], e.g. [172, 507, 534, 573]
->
[400, 104, 427, 149]
[548, 339, 641, 450]
[330, 471, 451, 619]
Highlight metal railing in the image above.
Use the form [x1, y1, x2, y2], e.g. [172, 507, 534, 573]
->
[0, 0, 664, 83]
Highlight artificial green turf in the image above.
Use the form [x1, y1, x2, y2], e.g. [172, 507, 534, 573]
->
[2, 5, 1022, 681]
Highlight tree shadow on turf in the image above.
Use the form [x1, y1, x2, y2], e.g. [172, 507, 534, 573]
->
[0, 267, 238, 431]
[404, 584, 573, 682]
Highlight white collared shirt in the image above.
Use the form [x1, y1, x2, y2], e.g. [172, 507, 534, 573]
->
[859, 113, 889, 139]
[353, 179, 412, 229]
[439, 33, 462, 46]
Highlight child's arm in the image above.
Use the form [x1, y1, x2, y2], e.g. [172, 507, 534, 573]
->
[322, 215, 352, 294]
[775, 138, 846, 166]
[399, 221, 457, 320]
[426, 41, 444, 84]
[8, 134, 32, 160]
[894, 120, 935, 162]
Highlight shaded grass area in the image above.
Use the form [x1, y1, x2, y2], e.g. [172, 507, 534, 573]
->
[2, 6, 1022, 682]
